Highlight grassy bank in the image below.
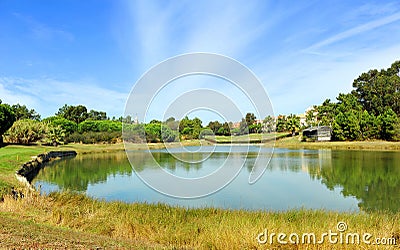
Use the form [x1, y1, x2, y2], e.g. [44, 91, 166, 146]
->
[1, 192, 399, 249]
[1, 143, 399, 248]
[204, 132, 400, 151]
[205, 132, 289, 143]
[275, 136, 400, 151]
[0, 141, 211, 195]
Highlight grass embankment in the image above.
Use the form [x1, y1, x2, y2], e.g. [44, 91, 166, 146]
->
[275, 136, 400, 151]
[0, 143, 399, 248]
[0, 141, 209, 195]
[206, 132, 289, 143]
[1, 192, 400, 249]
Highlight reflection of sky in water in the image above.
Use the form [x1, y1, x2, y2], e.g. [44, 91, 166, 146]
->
[34, 146, 400, 212]
[84, 168, 359, 212]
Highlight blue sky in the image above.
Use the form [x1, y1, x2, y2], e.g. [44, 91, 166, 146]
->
[1, 0, 400, 122]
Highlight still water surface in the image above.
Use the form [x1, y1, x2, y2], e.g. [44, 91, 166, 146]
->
[33, 146, 400, 212]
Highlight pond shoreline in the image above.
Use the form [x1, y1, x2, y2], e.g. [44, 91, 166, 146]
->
[15, 151, 77, 189]
[64, 139, 400, 153]
[1, 144, 399, 248]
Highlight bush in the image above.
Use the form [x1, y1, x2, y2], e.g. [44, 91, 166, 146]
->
[5, 119, 46, 144]
[0, 102, 15, 144]
[78, 120, 122, 133]
[66, 131, 121, 144]
[43, 116, 77, 135]
[122, 124, 146, 143]
[5, 119, 65, 145]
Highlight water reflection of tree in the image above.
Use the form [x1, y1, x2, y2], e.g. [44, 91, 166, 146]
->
[36, 151, 221, 191]
[36, 153, 133, 191]
[247, 149, 399, 212]
[310, 151, 400, 212]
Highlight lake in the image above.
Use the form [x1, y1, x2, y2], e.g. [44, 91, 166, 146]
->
[33, 146, 400, 212]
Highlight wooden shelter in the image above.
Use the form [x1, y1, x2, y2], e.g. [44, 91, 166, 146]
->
[302, 126, 332, 141]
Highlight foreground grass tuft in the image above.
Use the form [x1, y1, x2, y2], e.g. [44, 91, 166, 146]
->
[1, 191, 399, 249]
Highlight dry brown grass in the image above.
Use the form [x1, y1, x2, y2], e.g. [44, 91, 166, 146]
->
[1, 191, 399, 249]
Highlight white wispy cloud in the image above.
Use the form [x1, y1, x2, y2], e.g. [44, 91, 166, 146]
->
[113, 0, 400, 117]
[6, 1, 398, 119]
[304, 11, 400, 53]
[117, 1, 282, 69]
[0, 77, 127, 118]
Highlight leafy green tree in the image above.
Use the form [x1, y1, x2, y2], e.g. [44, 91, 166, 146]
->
[0, 100, 16, 144]
[263, 115, 275, 133]
[316, 99, 337, 126]
[275, 115, 287, 132]
[305, 107, 317, 127]
[249, 123, 262, 134]
[222, 122, 231, 135]
[178, 116, 203, 139]
[161, 125, 177, 142]
[165, 117, 175, 123]
[149, 119, 161, 124]
[56, 104, 69, 117]
[352, 61, 400, 116]
[312, 60, 400, 141]
[379, 108, 400, 140]
[42, 123, 66, 146]
[43, 116, 78, 135]
[216, 122, 231, 136]
[145, 123, 161, 142]
[123, 115, 132, 124]
[11, 104, 41, 121]
[239, 118, 249, 135]
[286, 114, 300, 136]
[331, 94, 363, 141]
[164, 117, 179, 131]
[87, 109, 107, 120]
[199, 128, 214, 138]
[56, 104, 88, 123]
[245, 113, 256, 128]
[207, 121, 222, 134]
[359, 110, 380, 140]
[331, 114, 345, 141]
[122, 123, 146, 143]
[178, 116, 190, 134]
[78, 120, 122, 133]
[5, 119, 46, 144]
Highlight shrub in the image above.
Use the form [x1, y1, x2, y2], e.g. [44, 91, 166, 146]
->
[43, 116, 77, 135]
[5, 119, 65, 145]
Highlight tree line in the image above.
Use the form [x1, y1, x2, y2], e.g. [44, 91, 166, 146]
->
[0, 103, 124, 145]
[0, 100, 281, 145]
[1, 60, 399, 144]
[306, 60, 400, 141]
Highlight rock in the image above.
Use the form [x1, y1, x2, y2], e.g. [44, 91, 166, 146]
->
[15, 151, 77, 187]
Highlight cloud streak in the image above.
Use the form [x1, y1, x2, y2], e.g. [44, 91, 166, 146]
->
[0, 77, 126, 118]
[304, 11, 400, 53]
[3, 1, 400, 118]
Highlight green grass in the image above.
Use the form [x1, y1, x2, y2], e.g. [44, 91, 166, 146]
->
[206, 132, 289, 143]
[0, 145, 54, 194]
[275, 136, 400, 151]
[0, 211, 139, 248]
[1, 192, 399, 249]
[1, 142, 400, 248]
[0, 141, 211, 195]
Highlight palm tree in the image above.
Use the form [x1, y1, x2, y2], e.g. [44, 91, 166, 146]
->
[286, 114, 300, 136]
